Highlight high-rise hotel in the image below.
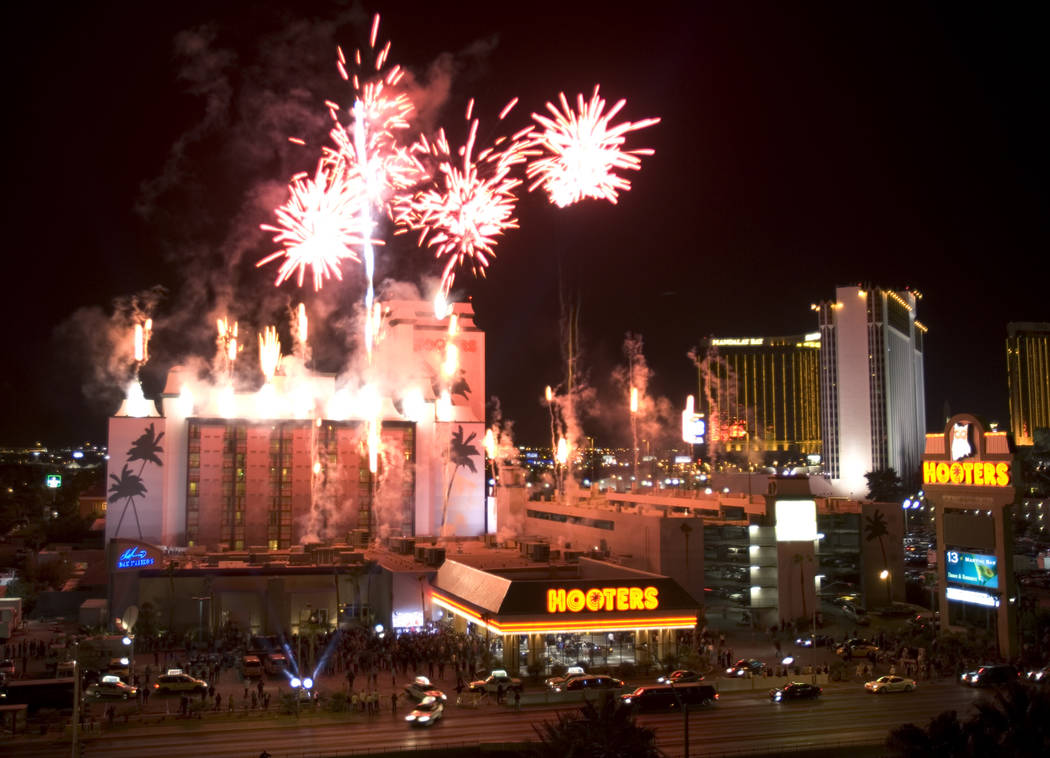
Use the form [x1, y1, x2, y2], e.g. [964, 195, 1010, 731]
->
[817, 286, 927, 497]
[1006, 322, 1050, 447]
[695, 334, 822, 458]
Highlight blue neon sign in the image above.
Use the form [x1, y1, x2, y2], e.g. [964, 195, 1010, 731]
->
[116, 546, 155, 569]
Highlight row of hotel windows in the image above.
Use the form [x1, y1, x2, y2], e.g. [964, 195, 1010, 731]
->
[526, 509, 615, 531]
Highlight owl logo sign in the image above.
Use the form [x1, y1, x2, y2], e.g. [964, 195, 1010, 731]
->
[951, 422, 973, 461]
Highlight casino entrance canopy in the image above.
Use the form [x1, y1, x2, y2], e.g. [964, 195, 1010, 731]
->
[430, 558, 700, 636]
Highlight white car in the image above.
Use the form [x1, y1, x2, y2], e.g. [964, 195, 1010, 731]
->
[468, 669, 522, 693]
[87, 675, 138, 700]
[865, 675, 916, 694]
[405, 694, 444, 726]
[404, 675, 447, 702]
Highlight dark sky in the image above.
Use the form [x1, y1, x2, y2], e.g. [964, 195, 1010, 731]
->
[2, 1, 1047, 448]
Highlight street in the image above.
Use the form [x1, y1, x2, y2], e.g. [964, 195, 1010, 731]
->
[4, 678, 987, 757]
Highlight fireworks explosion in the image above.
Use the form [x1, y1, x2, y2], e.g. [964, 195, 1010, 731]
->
[258, 14, 660, 295]
[527, 85, 661, 208]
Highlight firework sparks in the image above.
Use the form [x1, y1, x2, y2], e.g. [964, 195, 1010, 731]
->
[259, 326, 282, 380]
[527, 85, 660, 207]
[258, 161, 369, 290]
[133, 318, 152, 364]
[395, 102, 531, 295]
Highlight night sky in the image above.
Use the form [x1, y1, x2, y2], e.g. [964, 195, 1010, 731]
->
[2, 1, 1047, 449]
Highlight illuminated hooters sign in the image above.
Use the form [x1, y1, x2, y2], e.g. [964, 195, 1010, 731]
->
[922, 460, 1011, 487]
[547, 586, 659, 614]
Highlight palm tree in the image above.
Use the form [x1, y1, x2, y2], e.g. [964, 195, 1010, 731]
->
[886, 684, 1050, 757]
[864, 508, 892, 606]
[108, 464, 147, 539]
[680, 522, 693, 574]
[441, 425, 480, 528]
[127, 423, 165, 470]
[110, 423, 165, 540]
[531, 695, 661, 758]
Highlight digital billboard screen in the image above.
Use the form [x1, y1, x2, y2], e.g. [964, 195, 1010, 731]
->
[945, 550, 999, 589]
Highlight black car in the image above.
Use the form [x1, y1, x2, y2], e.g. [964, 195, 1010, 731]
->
[960, 664, 1018, 687]
[620, 683, 718, 711]
[770, 682, 822, 702]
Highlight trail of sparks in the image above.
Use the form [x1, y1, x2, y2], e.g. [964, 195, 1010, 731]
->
[526, 85, 660, 208]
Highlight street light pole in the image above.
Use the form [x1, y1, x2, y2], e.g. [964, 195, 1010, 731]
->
[71, 640, 80, 758]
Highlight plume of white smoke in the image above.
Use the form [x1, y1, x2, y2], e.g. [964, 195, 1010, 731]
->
[53, 287, 168, 415]
[613, 333, 676, 456]
[688, 343, 761, 469]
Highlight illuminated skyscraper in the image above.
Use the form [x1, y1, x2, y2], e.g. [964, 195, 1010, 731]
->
[1006, 322, 1050, 447]
[817, 286, 926, 497]
[696, 334, 822, 458]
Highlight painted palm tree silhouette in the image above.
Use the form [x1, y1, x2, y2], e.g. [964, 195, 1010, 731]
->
[110, 423, 165, 539]
[108, 464, 147, 538]
[441, 425, 480, 528]
[864, 508, 891, 605]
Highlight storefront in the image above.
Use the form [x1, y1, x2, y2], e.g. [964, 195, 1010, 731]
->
[429, 558, 700, 674]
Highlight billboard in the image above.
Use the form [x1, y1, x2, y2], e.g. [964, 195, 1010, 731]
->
[945, 550, 999, 589]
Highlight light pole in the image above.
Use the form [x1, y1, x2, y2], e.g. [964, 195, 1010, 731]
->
[71, 640, 80, 758]
[297, 603, 312, 679]
[192, 596, 210, 644]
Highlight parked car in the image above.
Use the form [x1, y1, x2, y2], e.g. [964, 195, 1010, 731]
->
[0, 659, 15, 677]
[961, 664, 1018, 687]
[865, 675, 917, 694]
[657, 670, 704, 684]
[769, 682, 822, 702]
[264, 653, 288, 676]
[241, 655, 264, 679]
[620, 682, 718, 711]
[405, 694, 444, 726]
[725, 658, 766, 677]
[841, 603, 870, 626]
[468, 669, 523, 693]
[86, 675, 138, 700]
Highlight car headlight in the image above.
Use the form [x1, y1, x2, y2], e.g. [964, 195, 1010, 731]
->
[774, 694, 782, 701]
[418, 715, 430, 722]
[405, 714, 415, 721]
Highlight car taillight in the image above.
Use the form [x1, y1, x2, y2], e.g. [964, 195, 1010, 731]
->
[153, 684, 159, 689]
[714, 693, 719, 699]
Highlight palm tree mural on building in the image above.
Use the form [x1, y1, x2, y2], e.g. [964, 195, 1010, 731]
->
[108, 422, 165, 539]
[441, 425, 480, 529]
[864, 508, 892, 606]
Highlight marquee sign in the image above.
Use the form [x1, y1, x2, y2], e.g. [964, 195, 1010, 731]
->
[923, 460, 1011, 487]
[921, 413, 1013, 488]
[546, 586, 659, 614]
